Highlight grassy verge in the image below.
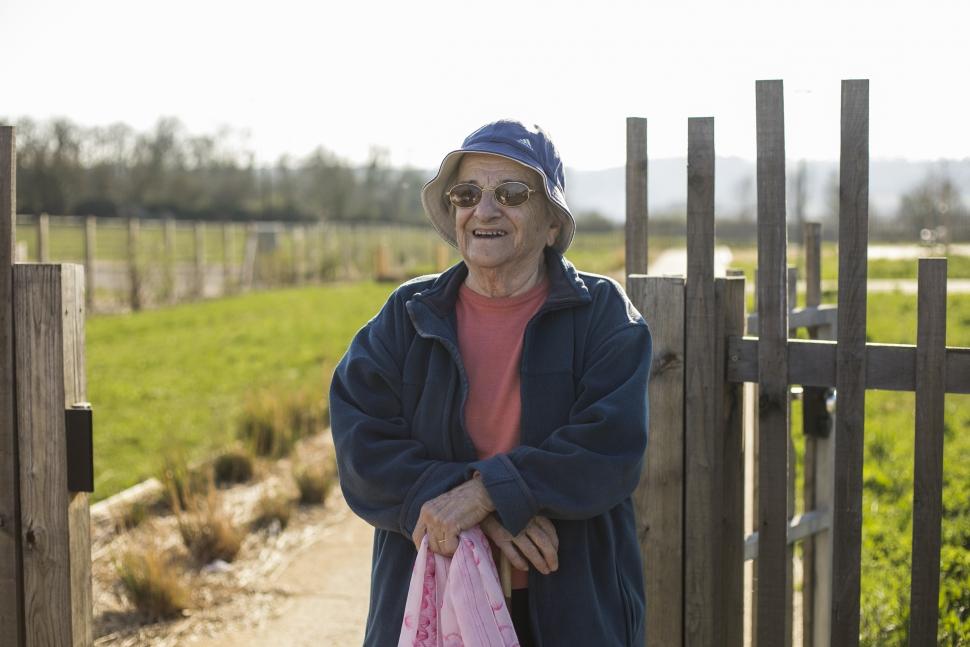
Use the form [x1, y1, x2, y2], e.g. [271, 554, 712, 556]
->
[87, 281, 394, 499]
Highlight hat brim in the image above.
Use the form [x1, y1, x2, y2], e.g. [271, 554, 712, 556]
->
[421, 148, 575, 254]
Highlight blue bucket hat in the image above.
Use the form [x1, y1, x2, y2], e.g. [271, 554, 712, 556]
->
[421, 120, 575, 253]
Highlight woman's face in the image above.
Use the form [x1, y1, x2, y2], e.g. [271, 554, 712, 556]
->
[453, 154, 560, 276]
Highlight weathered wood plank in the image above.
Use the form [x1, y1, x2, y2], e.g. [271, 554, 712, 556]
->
[786, 267, 798, 646]
[716, 276, 746, 647]
[832, 78, 869, 647]
[747, 304, 838, 334]
[15, 264, 91, 646]
[127, 217, 141, 311]
[1, 124, 25, 647]
[908, 258, 947, 646]
[37, 214, 49, 263]
[222, 223, 234, 295]
[83, 216, 95, 311]
[728, 337, 970, 394]
[629, 275, 685, 647]
[744, 509, 833, 561]
[194, 221, 205, 298]
[684, 116, 717, 646]
[625, 117, 648, 291]
[163, 217, 176, 303]
[802, 221, 823, 647]
[755, 78, 790, 647]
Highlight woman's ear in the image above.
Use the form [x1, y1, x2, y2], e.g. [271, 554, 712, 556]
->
[546, 208, 562, 247]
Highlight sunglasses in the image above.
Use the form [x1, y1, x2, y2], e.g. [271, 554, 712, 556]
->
[445, 182, 536, 208]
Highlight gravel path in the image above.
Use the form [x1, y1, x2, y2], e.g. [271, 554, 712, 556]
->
[195, 493, 372, 646]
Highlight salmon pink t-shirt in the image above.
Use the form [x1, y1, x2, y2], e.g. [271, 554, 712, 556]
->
[456, 278, 549, 589]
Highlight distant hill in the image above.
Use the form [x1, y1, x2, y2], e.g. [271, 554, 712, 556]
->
[564, 158, 970, 223]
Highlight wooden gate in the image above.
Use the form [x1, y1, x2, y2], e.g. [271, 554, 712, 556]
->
[627, 80, 969, 646]
[1, 126, 94, 646]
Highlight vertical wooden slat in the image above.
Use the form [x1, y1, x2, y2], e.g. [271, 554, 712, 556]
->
[787, 266, 798, 647]
[813, 415, 835, 647]
[222, 223, 233, 295]
[294, 225, 307, 284]
[629, 275, 685, 647]
[83, 216, 95, 311]
[194, 221, 205, 298]
[908, 257, 947, 646]
[802, 222, 822, 647]
[15, 263, 91, 646]
[625, 117, 648, 289]
[831, 79, 868, 647]
[1, 125, 25, 647]
[755, 78, 790, 647]
[716, 276, 746, 647]
[684, 116, 717, 645]
[163, 217, 176, 303]
[37, 214, 49, 263]
[126, 217, 140, 311]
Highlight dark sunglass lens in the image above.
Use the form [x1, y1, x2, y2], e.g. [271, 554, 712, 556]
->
[449, 184, 482, 207]
[495, 182, 531, 206]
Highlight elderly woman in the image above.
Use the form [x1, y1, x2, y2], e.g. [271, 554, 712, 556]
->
[330, 120, 651, 646]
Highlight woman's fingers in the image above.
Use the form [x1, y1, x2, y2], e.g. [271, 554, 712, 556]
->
[532, 515, 559, 550]
[480, 515, 529, 571]
[521, 519, 559, 572]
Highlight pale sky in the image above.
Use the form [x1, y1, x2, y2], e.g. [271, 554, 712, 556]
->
[2, 0, 968, 170]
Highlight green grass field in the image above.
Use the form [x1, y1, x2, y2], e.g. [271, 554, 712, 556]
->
[87, 281, 393, 497]
[87, 267, 968, 643]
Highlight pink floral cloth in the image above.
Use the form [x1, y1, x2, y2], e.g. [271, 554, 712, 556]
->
[398, 526, 519, 647]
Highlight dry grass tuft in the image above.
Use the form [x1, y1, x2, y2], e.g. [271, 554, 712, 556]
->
[294, 460, 336, 505]
[115, 548, 189, 620]
[250, 493, 293, 531]
[212, 448, 254, 487]
[237, 386, 327, 458]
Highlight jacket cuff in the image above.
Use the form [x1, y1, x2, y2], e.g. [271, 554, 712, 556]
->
[470, 454, 538, 536]
[400, 461, 469, 537]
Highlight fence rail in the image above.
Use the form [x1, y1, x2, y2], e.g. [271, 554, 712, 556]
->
[14, 214, 455, 312]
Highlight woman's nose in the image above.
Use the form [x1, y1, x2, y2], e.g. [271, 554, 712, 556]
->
[473, 189, 502, 219]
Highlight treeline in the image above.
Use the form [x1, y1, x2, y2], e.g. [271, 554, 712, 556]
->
[5, 117, 429, 224]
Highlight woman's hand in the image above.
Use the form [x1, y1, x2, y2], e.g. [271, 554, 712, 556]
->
[412, 475, 495, 556]
[480, 514, 559, 575]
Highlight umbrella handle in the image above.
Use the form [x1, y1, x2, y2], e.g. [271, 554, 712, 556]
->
[500, 553, 512, 599]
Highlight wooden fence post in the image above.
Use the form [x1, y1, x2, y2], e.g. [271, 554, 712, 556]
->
[14, 263, 91, 646]
[194, 221, 205, 299]
[908, 258, 947, 645]
[786, 265, 798, 646]
[163, 217, 176, 303]
[1, 124, 25, 647]
[83, 216, 95, 311]
[802, 222, 823, 646]
[241, 223, 257, 291]
[755, 78, 790, 647]
[831, 79, 868, 647]
[625, 117, 648, 291]
[127, 216, 140, 312]
[684, 116, 718, 645]
[222, 223, 233, 295]
[37, 213, 49, 263]
[716, 275, 746, 647]
[629, 275, 685, 647]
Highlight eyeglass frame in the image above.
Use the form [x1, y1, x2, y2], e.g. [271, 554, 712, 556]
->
[444, 181, 537, 208]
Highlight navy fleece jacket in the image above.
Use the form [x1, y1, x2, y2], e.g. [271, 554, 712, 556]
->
[330, 249, 651, 646]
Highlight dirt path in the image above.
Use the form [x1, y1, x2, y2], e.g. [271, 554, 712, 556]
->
[195, 494, 373, 646]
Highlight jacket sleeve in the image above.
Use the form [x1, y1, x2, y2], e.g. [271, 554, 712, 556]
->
[470, 320, 651, 536]
[329, 302, 470, 538]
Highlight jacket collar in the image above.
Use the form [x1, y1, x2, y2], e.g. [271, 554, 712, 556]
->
[412, 247, 591, 319]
